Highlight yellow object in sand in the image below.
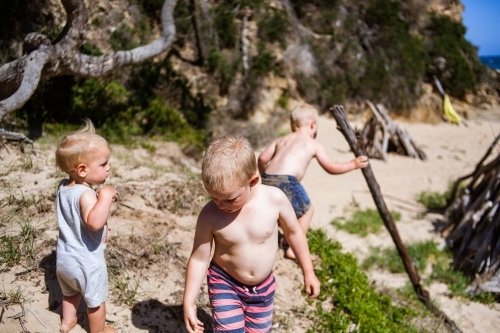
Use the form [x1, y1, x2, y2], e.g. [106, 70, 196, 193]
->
[443, 94, 461, 124]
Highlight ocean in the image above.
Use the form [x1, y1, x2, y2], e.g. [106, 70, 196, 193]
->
[480, 55, 500, 70]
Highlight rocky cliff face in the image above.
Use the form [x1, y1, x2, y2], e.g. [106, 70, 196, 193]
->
[1, 0, 499, 142]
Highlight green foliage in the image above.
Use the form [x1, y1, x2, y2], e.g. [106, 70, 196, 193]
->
[80, 43, 103, 56]
[332, 208, 401, 237]
[291, 0, 341, 35]
[248, 45, 279, 86]
[362, 240, 442, 273]
[257, 8, 289, 46]
[416, 191, 448, 211]
[214, 4, 237, 49]
[207, 48, 240, 95]
[277, 95, 289, 109]
[308, 229, 422, 333]
[362, 240, 496, 304]
[426, 14, 485, 98]
[110, 24, 140, 51]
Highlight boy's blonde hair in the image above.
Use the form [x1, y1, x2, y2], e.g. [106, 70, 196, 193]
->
[290, 104, 318, 131]
[55, 119, 109, 174]
[202, 134, 257, 191]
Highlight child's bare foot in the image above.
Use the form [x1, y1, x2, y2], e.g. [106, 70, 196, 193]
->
[60, 317, 78, 333]
[285, 247, 296, 260]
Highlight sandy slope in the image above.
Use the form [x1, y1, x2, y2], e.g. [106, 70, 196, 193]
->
[1, 113, 500, 332]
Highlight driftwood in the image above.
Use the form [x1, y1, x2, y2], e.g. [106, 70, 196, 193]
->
[362, 101, 426, 161]
[331, 105, 462, 333]
[0, 128, 35, 156]
[440, 134, 500, 295]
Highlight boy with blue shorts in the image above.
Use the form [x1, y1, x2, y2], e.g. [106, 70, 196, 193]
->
[183, 134, 320, 333]
[258, 104, 368, 259]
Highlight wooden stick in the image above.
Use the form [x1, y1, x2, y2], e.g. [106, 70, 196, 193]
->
[330, 105, 462, 333]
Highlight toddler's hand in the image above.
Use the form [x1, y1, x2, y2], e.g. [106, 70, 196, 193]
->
[97, 186, 119, 202]
[354, 155, 369, 169]
[305, 273, 321, 299]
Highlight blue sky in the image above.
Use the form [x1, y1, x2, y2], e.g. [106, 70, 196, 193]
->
[461, 0, 500, 56]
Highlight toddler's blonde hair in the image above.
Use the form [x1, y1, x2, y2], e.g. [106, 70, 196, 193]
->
[290, 104, 318, 131]
[202, 134, 257, 191]
[55, 119, 109, 174]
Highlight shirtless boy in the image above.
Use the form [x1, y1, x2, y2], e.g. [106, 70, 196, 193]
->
[55, 119, 118, 333]
[183, 134, 320, 333]
[258, 104, 368, 259]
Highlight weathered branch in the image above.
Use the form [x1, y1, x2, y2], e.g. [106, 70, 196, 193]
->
[0, 0, 179, 117]
[330, 105, 462, 333]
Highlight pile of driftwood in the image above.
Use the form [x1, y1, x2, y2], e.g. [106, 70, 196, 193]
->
[440, 134, 500, 294]
[361, 101, 427, 161]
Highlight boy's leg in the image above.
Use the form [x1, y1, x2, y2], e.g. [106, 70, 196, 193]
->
[243, 274, 276, 333]
[87, 302, 116, 333]
[285, 205, 314, 260]
[60, 293, 82, 333]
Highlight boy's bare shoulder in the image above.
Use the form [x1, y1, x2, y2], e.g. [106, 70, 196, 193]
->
[198, 200, 219, 221]
[258, 183, 288, 203]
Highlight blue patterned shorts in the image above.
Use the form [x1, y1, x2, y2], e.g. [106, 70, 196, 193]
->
[261, 173, 311, 218]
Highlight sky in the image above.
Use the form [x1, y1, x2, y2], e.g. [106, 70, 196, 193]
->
[461, 0, 500, 56]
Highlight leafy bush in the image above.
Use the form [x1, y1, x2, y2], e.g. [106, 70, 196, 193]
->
[110, 24, 139, 51]
[308, 229, 422, 333]
[426, 14, 485, 98]
[207, 48, 240, 95]
[332, 208, 401, 237]
[214, 4, 238, 49]
[257, 8, 289, 46]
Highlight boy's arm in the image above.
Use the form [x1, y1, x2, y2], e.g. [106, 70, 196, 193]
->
[257, 141, 277, 176]
[277, 193, 320, 299]
[183, 212, 213, 333]
[80, 186, 118, 231]
[315, 142, 368, 174]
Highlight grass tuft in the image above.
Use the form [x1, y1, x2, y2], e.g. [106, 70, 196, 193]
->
[332, 208, 401, 237]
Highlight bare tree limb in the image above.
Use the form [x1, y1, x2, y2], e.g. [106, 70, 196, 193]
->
[0, 0, 179, 117]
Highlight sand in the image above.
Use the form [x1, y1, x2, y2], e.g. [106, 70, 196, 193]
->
[1, 113, 500, 332]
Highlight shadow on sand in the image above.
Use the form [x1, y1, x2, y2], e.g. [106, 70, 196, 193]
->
[131, 299, 213, 333]
[40, 250, 214, 332]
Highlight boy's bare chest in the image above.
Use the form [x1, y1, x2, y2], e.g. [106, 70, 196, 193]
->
[214, 210, 278, 245]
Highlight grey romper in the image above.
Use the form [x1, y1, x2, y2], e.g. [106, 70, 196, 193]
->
[56, 180, 108, 308]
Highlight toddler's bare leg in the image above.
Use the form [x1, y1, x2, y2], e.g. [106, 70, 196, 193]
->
[88, 302, 117, 333]
[286, 205, 314, 260]
[60, 293, 82, 333]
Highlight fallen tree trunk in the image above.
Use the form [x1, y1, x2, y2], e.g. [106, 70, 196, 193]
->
[362, 101, 426, 161]
[331, 104, 462, 333]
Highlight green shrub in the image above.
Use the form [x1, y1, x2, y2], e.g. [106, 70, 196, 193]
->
[308, 229, 422, 333]
[362, 240, 442, 273]
[426, 14, 485, 98]
[332, 208, 401, 237]
[416, 191, 448, 210]
[257, 8, 289, 46]
[110, 24, 139, 51]
[214, 4, 237, 49]
[207, 48, 240, 95]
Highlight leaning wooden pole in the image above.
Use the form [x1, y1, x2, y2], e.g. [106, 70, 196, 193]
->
[330, 105, 462, 333]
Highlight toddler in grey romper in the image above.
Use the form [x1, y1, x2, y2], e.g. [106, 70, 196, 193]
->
[56, 180, 108, 308]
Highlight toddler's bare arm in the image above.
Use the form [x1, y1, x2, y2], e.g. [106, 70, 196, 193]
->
[80, 186, 118, 231]
[315, 142, 368, 174]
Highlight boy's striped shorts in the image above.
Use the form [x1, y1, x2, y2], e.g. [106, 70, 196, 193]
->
[207, 261, 276, 333]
